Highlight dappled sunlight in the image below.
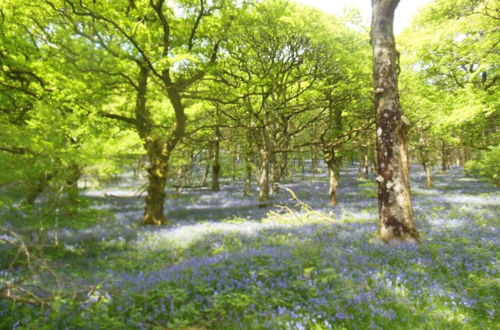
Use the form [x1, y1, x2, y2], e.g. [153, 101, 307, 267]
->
[1, 165, 498, 328]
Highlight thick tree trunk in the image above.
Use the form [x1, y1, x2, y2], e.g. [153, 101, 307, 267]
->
[143, 146, 168, 226]
[371, 0, 420, 244]
[135, 66, 185, 226]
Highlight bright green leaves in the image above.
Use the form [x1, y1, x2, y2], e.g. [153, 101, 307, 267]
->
[399, 0, 499, 181]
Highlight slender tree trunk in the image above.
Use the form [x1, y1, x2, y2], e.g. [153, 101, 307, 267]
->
[280, 150, 290, 180]
[231, 151, 237, 181]
[441, 140, 449, 172]
[311, 144, 318, 175]
[65, 164, 81, 215]
[370, 148, 377, 175]
[363, 153, 370, 178]
[423, 163, 433, 187]
[202, 148, 210, 186]
[371, 0, 420, 244]
[270, 152, 281, 195]
[358, 149, 369, 180]
[211, 127, 221, 192]
[258, 148, 271, 205]
[243, 133, 254, 196]
[244, 159, 253, 196]
[325, 148, 340, 206]
[299, 155, 305, 180]
[418, 133, 433, 187]
[186, 151, 195, 186]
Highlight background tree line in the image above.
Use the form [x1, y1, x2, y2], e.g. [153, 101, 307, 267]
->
[0, 0, 498, 228]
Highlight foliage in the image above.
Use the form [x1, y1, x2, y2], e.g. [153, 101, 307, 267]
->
[465, 144, 500, 186]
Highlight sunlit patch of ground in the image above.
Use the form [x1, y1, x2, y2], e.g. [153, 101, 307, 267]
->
[1, 165, 498, 329]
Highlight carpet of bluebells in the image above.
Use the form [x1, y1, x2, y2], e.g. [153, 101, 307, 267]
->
[1, 165, 499, 329]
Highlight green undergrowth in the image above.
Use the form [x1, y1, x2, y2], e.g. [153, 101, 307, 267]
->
[1, 203, 498, 329]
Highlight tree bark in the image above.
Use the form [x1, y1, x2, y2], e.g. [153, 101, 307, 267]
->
[258, 148, 271, 205]
[440, 140, 451, 172]
[143, 142, 168, 226]
[134, 67, 172, 225]
[65, 164, 81, 216]
[202, 148, 210, 186]
[358, 149, 369, 180]
[243, 134, 254, 196]
[270, 152, 280, 195]
[418, 133, 433, 187]
[211, 127, 221, 192]
[23, 172, 53, 206]
[244, 158, 253, 196]
[371, 0, 420, 244]
[325, 148, 340, 206]
[311, 144, 318, 175]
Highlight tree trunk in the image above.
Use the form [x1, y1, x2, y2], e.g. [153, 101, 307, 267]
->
[202, 148, 210, 186]
[423, 163, 433, 188]
[65, 164, 81, 216]
[280, 150, 290, 180]
[211, 127, 221, 192]
[244, 159, 253, 196]
[23, 172, 53, 206]
[371, 0, 420, 244]
[418, 133, 433, 187]
[370, 148, 377, 175]
[358, 149, 369, 180]
[135, 67, 181, 226]
[243, 133, 254, 196]
[299, 155, 305, 180]
[311, 144, 318, 175]
[258, 148, 271, 205]
[143, 146, 168, 226]
[325, 149, 340, 206]
[270, 152, 280, 195]
[441, 140, 449, 172]
[231, 150, 237, 181]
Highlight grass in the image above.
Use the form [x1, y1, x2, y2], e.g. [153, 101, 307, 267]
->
[0, 166, 499, 329]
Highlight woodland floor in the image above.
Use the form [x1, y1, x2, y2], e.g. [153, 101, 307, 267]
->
[1, 165, 499, 329]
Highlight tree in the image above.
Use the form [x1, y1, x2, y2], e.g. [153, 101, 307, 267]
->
[39, 0, 239, 225]
[0, 1, 135, 219]
[203, 0, 328, 205]
[400, 0, 499, 183]
[371, 0, 420, 243]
